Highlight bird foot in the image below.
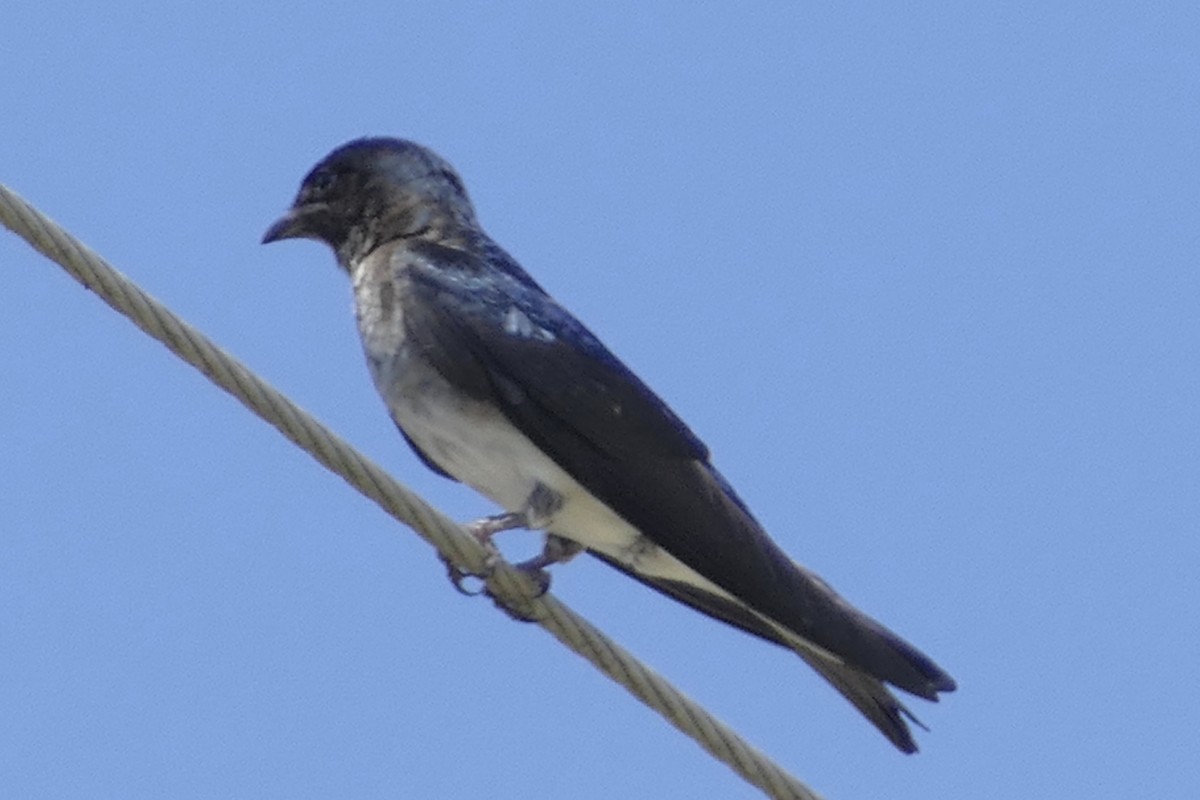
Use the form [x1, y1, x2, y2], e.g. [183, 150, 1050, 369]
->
[442, 524, 582, 620]
[489, 534, 584, 609]
[508, 534, 583, 594]
[481, 558, 553, 623]
[509, 557, 553, 597]
[443, 511, 528, 594]
[440, 553, 547, 621]
[465, 511, 528, 543]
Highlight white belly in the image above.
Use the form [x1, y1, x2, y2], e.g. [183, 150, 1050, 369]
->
[391, 364, 710, 587]
[351, 250, 730, 595]
[384, 359, 726, 593]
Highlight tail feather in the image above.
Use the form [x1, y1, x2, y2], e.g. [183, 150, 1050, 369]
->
[587, 548, 948, 752]
[793, 647, 922, 753]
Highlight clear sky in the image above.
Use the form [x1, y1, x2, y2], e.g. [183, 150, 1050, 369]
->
[2, 3, 1197, 798]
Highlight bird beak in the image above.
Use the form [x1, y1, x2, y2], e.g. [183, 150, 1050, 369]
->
[262, 206, 317, 244]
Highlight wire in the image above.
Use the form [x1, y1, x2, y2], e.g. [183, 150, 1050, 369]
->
[2, 182, 823, 800]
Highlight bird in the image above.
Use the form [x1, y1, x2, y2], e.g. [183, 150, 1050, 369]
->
[262, 137, 956, 753]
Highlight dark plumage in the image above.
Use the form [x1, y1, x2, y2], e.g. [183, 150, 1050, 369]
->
[263, 137, 956, 752]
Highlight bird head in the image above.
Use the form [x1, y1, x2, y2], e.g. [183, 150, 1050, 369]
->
[262, 137, 477, 271]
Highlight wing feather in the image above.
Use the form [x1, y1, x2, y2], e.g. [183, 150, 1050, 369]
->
[400, 244, 956, 705]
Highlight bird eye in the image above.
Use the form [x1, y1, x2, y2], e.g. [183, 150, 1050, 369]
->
[306, 169, 338, 198]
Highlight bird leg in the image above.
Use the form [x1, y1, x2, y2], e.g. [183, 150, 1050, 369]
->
[444, 483, 569, 601]
[513, 534, 584, 580]
[465, 511, 529, 543]
[482, 535, 584, 622]
[442, 511, 528, 596]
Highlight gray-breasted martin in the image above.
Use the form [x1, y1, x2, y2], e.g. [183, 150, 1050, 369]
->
[263, 137, 956, 752]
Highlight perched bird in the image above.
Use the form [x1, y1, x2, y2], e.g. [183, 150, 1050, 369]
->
[262, 137, 956, 752]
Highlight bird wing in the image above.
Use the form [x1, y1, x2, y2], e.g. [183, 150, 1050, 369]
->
[400, 243, 955, 706]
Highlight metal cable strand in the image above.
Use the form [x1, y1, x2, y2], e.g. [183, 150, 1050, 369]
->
[1, 182, 822, 800]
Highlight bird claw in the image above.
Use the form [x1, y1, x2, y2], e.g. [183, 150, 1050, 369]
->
[511, 559, 553, 597]
[442, 526, 575, 619]
[439, 550, 549, 622]
[444, 510, 530, 597]
[483, 560, 550, 623]
[439, 548, 500, 596]
[443, 560, 485, 596]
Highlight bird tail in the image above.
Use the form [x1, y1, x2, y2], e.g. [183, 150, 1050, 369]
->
[586, 549, 934, 752]
[790, 646, 923, 752]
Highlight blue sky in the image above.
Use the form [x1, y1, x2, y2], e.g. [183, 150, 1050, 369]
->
[2, 3, 1197, 798]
